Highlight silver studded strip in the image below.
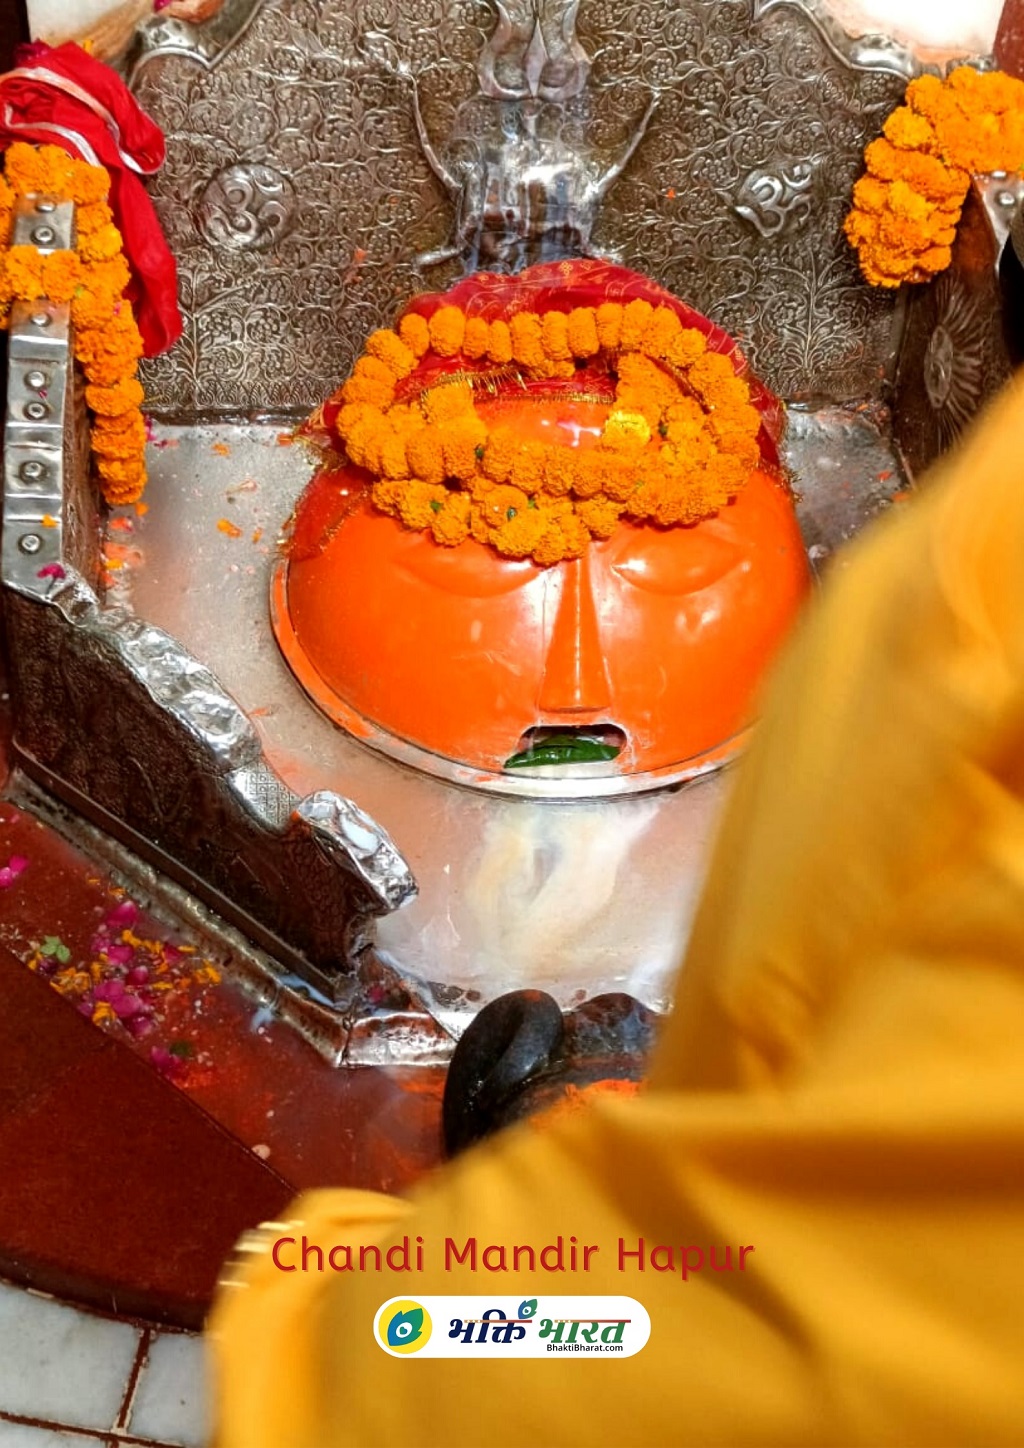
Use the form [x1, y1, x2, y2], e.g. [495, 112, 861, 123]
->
[2, 196, 75, 598]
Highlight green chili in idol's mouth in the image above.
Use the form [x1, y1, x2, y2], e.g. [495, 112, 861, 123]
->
[504, 734, 622, 769]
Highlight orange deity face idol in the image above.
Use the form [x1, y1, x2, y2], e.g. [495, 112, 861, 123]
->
[272, 261, 812, 787]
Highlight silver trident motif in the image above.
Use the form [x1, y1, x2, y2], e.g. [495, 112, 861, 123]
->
[364, 1, 657, 272]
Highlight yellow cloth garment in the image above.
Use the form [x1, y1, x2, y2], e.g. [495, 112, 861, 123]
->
[211, 376, 1024, 1447]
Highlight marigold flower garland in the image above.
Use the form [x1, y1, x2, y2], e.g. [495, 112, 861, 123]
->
[328, 299, 764, 566]
[0, 142, 147, 505]
[846, 67, 1024, 288]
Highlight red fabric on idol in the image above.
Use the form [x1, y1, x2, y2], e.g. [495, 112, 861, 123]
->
[0, 42, 181, 356]
[310, 260, 784, 472]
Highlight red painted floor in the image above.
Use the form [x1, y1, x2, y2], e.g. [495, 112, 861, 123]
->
[0, 626, 445, 1328]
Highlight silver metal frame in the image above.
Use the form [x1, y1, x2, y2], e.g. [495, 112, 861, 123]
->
[2, 195, 417, 1008]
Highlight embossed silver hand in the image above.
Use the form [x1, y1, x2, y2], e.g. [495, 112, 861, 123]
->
[590, 90, 659, 203]
[361, 30, 460, 193]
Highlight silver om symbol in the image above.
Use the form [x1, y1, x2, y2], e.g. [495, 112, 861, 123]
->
[733, 162, 816, 239]
[197, 163, 296, 252]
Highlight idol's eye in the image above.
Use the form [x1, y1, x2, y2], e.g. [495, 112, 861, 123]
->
[400, 532, 541, 597]
[609, 525, 744, 596]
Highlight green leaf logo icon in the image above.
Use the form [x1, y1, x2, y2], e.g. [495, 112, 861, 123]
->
[387, 1307, 424, 1347]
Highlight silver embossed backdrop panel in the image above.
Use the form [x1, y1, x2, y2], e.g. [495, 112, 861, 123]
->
[135, 0, 905, 415]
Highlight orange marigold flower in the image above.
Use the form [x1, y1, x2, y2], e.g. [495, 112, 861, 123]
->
[101, 478, 145, 506]
[71, 285, 117, 330]
[77, 223, 123, 264]
[510, 311, 545, 371]
[422, 379, 475, 425]
[601, 410, 651, 452]
[342, 413, 387, 472]
[599, 453, 639, 504]
[850, 68, 1024, 288]
[532, 520, 570, 566]
[406, 426, 447, 485]
[399, 312, 430, 358]
[365, 328, 416, 379]
[425, 495, 469, 544]
[640, 306, 683, 361]
[335, 401, 380, 441]
[463, 316, 490, 359]
[541, 309, 571, 361]
[558, 509, 590, 560]
[92, 405, 145, 439]
[85, 376, 145, 417]
[883, 106, 936, 152]
[480, 429, 517, 483]
[0, 175, 13, 211]
[4, 245, 45, 299]
[715, 431, 761, 468]
[89, 255, 131, 296]
[430, 491, 472, 547]
[474, 483, 530, 532]
[619, 298, 654, 351]
[341, 371, 395, 410]
[576, 496, 623, 539]
[665, 327, 707, 369]
[91, 415, 146, 457]
[487, 319, 514, 365]
[595, 302, 623, 351]
[917, 244, 953, 274]
[571, 451, 612, 500]
[379, 431, 411, 480]
[429, 305, 465, 357]
[443, 414, 487, 480]
[398, 479, 449, 531]
[67, 160, 111, 206]
[353, 354, 397, 387]
[688, 350, 739, 402]
[41, 250, 82, 303]
[492, 507, 549, 559]
[851, 175, 890, 215]
[542, 448, 577, 497]
[97, 455, 145, 485]
[371, 478, 406, 515]
[567, 306, 599, 358]
[509, 441, 547, 492]
[5, 142, 68, 196]
[75, 200, 115, 237]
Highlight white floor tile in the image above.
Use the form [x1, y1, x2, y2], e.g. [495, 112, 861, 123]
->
[0, 1422, 110, 1447]
[129, 1331, 207, 1448]
[0, 1282, 138, 1431]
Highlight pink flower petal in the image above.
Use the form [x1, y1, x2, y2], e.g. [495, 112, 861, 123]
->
[150, 1046, 184, 1079]
[105, 900, 139, 929]
[0, 856, 28, 887]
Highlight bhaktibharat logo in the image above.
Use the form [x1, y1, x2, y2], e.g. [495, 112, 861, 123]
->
[373, 1297, 649, 1358]
[375, 1299, 433, 1355]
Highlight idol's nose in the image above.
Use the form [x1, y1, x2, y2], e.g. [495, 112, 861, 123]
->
[538, 550, 612, 714]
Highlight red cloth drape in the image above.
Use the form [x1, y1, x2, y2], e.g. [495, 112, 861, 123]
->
[0, 42, 181, 356]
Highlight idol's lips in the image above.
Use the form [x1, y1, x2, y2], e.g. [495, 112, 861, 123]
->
[504, 724, 626, 770]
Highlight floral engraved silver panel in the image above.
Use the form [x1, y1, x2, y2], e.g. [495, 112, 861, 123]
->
[198, 163, 297, 251]
[134, 0, 909, 415]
